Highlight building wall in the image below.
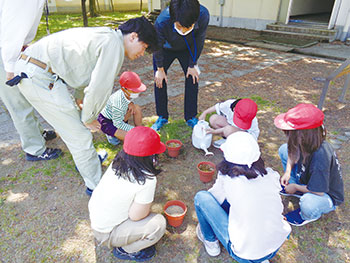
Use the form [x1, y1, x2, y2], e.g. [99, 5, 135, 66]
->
[200, 0, 280, 30]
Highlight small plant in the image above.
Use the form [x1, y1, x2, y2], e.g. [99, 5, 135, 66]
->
[198, 163, 214, 172]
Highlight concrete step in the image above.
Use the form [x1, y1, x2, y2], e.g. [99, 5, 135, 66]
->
[267, 23, 337, 36]
[262, 29, 335, 42]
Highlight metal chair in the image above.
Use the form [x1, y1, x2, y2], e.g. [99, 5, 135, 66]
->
[317, 58, 350, 109]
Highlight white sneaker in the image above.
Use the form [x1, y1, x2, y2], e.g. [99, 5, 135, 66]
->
[261, 260, 270, 263]
[196, 224, 220, 257]
[213, 138, 226, 149]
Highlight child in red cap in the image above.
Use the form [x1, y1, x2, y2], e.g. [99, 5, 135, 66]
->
[89, 126, 166, 261]
[275, 103, 344, 226]
[98, 71, 147, 145]
[199, 98, 260, 148]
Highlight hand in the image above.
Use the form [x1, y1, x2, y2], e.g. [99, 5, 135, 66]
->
[75, 99, 83, 110]
[6, 72, 14, 81]
[186, 67, 199, 84]
[284, 184, 298, 194]
[280, 171, 291, 186]
[198, 112, 206, 121]
[205, 127, 215, 134]
[154, 68, 167, 88]
[84, 120, 101, 132]
[128, 102, 136, 115]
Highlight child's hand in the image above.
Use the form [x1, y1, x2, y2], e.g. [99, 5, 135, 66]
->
[128, 102, 136, 114]
[280, 172, 291, 186]
[84, 120, 101, 132]
[75, 99, 83, 110]
[198, 112, 206, 121]
[284, 184, 298, 194]
[205, 127, 215, 134]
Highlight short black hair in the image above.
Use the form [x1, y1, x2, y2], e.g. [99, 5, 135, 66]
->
[118, 16, 158, 52]
[169, 0, 200, 28]
[112, 150, 162, 185]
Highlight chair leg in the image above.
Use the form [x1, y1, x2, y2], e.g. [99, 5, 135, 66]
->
[318, 80, 331, 110]
[338, 74, 350, 103]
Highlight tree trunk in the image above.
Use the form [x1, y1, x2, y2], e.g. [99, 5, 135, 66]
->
[81, 0, 88, 27]
[89, 0, 97, 17]
[140, 0, 142, 11]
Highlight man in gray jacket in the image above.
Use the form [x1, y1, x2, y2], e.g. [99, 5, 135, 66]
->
[12, 16, 158, 195]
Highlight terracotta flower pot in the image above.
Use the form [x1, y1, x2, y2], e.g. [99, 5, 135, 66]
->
[166, 139, 183, 158]
[197, 161, 216, 183]
[164, 200, 187, 227]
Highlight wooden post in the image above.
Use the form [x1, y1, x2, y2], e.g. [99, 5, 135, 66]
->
[81, 0, 88, 27]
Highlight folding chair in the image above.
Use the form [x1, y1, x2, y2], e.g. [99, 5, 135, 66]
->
[317, 58, 350, 109]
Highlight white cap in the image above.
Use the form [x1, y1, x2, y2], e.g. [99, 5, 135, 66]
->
[220, 131, 260, 168]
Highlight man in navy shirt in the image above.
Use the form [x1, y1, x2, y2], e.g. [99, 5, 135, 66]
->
[151, 0, 209, 130]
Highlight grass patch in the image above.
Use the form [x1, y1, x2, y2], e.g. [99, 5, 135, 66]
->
[36, 11, 144, 40]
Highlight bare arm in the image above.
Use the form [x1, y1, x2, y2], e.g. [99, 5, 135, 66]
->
[280, 157, 294, 186]
[285, 184, 324, 196]
[199, 105, 216, 121]
[128, 202, 152, 221]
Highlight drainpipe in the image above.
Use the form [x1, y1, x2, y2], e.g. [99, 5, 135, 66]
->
[219, 0, 225, 27]
[148, 0, 152, 13]
[340, 10, 350, 41]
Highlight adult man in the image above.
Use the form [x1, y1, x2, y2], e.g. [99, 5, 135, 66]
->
[0, 0, 61, 161]
[13, 16, 158, 194]
[151, 0, 209, 131]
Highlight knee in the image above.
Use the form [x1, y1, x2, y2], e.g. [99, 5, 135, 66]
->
[148, 214, 166, 240]
[222, 125, 237, 138]
[299, 193, 320, 220]
[194, 191, 213, 206]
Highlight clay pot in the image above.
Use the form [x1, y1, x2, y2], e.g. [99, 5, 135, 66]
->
[166, 139, 183, 158]
[197, 161, 216, 183]
[164, 200, 187, 227]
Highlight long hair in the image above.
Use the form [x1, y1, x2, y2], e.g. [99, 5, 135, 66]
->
[217, 157, 267, 180]
[284, 125, 326, 164]
[111, 150, 162, 185]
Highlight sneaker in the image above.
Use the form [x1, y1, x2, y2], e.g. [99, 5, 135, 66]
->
[280, 186, 303, 198]
[261, 260, 270, 263]
[196, 224, 220, 257]
[26, 148, 62, 161]
[213, 138, 226, 148]
[106, 135, 120, 146]
[42, 130, 57, 141]
[85, 187, 93, 197]
[186, 117, 198, 129]
[151, 116, 168, 131]
[284, 208, 318, 226]
[113, 245, 156, 262]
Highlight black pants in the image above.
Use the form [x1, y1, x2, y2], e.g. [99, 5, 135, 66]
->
[153, 49, 198, 121]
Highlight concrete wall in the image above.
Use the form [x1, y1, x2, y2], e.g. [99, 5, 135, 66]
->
[51, 0, 148, 13]
[200, 0, 280, 30]
[334, 0, 350, 40]
[289, 0, 334, 16]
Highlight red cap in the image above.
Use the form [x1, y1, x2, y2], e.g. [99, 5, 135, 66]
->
[119, 71, 146, 93]
[123, 126, 166, 157]
[233, 98, 258, 130]
[274, 103, 324, 130]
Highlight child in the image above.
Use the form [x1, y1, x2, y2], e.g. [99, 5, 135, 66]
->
[98, 71, 146, 145]
[194, 131, 291, 262]
[275, 103, 344, 226]
[88, 126, 166, 261]
[198, 98, 259, 148]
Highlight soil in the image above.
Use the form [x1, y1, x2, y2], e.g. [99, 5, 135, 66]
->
[167, 142, 181, 148]
[165, 205, 185, 216]
[198, 163, 214, 172]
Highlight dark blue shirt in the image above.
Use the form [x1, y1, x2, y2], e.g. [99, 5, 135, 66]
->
[153, 5, 209, 68]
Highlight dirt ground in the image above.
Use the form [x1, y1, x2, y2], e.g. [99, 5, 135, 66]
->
[1, 33, 349, 262]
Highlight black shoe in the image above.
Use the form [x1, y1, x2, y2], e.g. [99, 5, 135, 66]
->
[26, 148, 62, 161]
[42, 130, 57, 141]
[113, 245, 156, 262]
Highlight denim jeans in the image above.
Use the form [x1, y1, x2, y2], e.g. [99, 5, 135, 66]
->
[153, 49, 198, 121]
[194, 191, 279, 263]
[278, 144, 336, 220]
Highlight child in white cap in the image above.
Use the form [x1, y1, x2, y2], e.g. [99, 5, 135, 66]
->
[88, 126, 166, 261]
[275, 103, 344, 226]
[98, 71, 147, 145]
[194, 131, 291, 262]
[198, 98, 260, 148]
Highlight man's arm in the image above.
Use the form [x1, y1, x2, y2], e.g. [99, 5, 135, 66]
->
[1, 0, 45, 75]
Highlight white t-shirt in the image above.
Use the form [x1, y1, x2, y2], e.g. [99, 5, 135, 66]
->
[88, 163, 157, 233]
[209, 168, 291, 260]
[214, 99, 260, 140]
